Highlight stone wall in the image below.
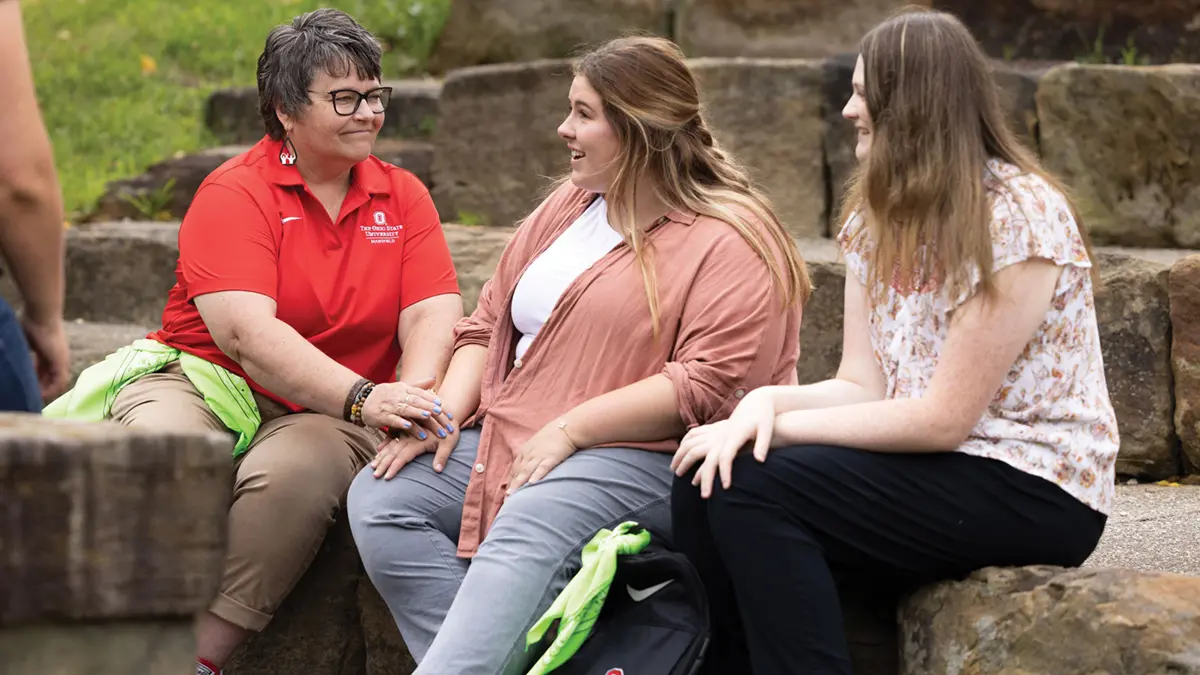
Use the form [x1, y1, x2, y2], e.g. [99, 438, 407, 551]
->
[0, 415, 231, 674]
[8, 220, 1198, 480]
[428, 1, 1200, 73]
[427, 59, 1200, 247]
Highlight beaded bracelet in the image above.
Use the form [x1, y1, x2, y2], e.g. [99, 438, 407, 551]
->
[343, 378, 371, 424]
[350, 382, 375, 427]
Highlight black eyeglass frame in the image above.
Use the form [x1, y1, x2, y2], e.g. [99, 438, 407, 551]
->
[307, 86, 393, 116]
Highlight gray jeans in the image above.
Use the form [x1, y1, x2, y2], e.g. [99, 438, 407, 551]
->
[347, 427, 674, 675]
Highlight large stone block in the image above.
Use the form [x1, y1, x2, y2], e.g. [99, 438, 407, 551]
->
[0, 414, 232, 625]
[225, 518, 370, 675]
[901, 565, 1200, 674]
[933, 0, 1200, 64]
[85, 140, 436, 223]
[85, 146, 246, 224]
[796, 238, 846, 383]
[1170, 255, 1200, 473]
[428, 0, 670, 74]
[443, 224, 515, 316]
[64, 222, 176, 326]
[0, 621, 196, 675]
[1095, 251, 1180, 478]
[432, 60, 574, 228]
[204, 80, 443, 145]
[65, 321, 158, 388]
[691, 59, 828, 238]
[1037, 63, 1200, 247]
[675, 0, 928, 59]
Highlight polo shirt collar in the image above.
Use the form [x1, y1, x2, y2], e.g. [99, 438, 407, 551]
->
[261, 137, 391, 195]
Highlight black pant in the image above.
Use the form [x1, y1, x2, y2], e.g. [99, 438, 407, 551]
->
[671, 444, 1107, 675]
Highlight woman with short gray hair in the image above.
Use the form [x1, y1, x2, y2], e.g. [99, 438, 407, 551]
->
[43, 10, 462, 675]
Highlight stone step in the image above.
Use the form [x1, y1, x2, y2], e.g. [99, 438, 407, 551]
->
[63, 320, 158, 386]
[0, 414, 231, 673]
[220, 484, 1198, 675]
[6, 221, 1196, 480]
[83, 139, 435, 223]
[205, 78, 442, 145]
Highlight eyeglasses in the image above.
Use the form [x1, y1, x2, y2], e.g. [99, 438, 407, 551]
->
[308, 86, 393, 116]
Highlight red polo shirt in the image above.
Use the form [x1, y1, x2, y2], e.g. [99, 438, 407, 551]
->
[148, 136, 459, 411]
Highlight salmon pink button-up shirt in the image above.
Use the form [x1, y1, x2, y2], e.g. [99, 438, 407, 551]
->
[452, 182, 803, 557]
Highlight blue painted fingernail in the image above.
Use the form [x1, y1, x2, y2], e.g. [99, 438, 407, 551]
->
[434, 406, 442, 414]
[447, 424, 455, 433]
[446, 411, 454, 421]
[437, 430, 446, 438]
[435, 398, 442, 406]
[423, 411, 430, 417]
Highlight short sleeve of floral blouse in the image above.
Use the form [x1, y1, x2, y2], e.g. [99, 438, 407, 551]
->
[835, 211, 870, 287]
[834, 163, 1093, 306]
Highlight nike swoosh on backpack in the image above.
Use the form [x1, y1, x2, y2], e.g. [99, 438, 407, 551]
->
[626, 579, 673, 602]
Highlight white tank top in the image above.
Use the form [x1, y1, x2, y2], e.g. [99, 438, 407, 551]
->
[510, 196, 623, 361]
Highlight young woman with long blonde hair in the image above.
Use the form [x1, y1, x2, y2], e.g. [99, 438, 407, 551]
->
[349, 35, 811, 674]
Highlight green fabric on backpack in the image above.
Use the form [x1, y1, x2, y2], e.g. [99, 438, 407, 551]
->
[524, 521, 651, 675]
[42, 338, 261, 457]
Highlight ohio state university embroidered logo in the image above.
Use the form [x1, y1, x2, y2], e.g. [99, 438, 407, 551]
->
[360, 210, 402, 244]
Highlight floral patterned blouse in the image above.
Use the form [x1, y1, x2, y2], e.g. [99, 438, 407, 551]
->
[837, 158, 1119, 515]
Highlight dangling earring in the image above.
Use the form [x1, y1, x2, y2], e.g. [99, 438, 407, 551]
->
[279, 134, 297, 166]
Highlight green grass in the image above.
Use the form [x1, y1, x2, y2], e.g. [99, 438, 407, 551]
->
[20, 0, 449, 220]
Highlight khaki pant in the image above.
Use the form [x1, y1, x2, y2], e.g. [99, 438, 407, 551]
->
[110, 362, 380, 631]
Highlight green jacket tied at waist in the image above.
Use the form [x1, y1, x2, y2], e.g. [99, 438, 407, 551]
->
[43, 338, 260, 457]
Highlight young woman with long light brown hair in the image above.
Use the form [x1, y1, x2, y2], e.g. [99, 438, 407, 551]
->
[348, 35, 810, 674]
[671, 8, 1118, 674]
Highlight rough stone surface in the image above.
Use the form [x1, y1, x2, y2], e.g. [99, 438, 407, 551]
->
[822, 53, 859, 228]
[64, 321, 158, 387]
[204, 79, 443, 145]
[900, 565, 1200, 675]
[1095, 251, 1180, 478]
[796, 238, 845, 384]
[432, 60, 574, 228]
[85, 139, 435, 223]
[692, 59, 828, 238]
[0, 621, 195, 675]
[0, 414, 231, 625]
[359, 579, 416, 675]
[1037, 63, 1200, 247]
[443, 223, 514, 316]
[933, 0, 1200, 64]
[989, 60, 1049, 150]
[225, 518, 368, 675]
[1171, 256, 1200, 473]
[1085, 484, 1200, 576]
[676, 0, 928, 58]
[85, 146, 245, 223]
[55, 222, 177, 326]
[428, 0, 669, 74]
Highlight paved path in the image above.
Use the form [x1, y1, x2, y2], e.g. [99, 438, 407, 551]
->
[1084, 484, 1200, 576]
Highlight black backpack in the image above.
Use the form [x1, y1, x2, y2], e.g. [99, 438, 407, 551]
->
[551, 531, 710, 675]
